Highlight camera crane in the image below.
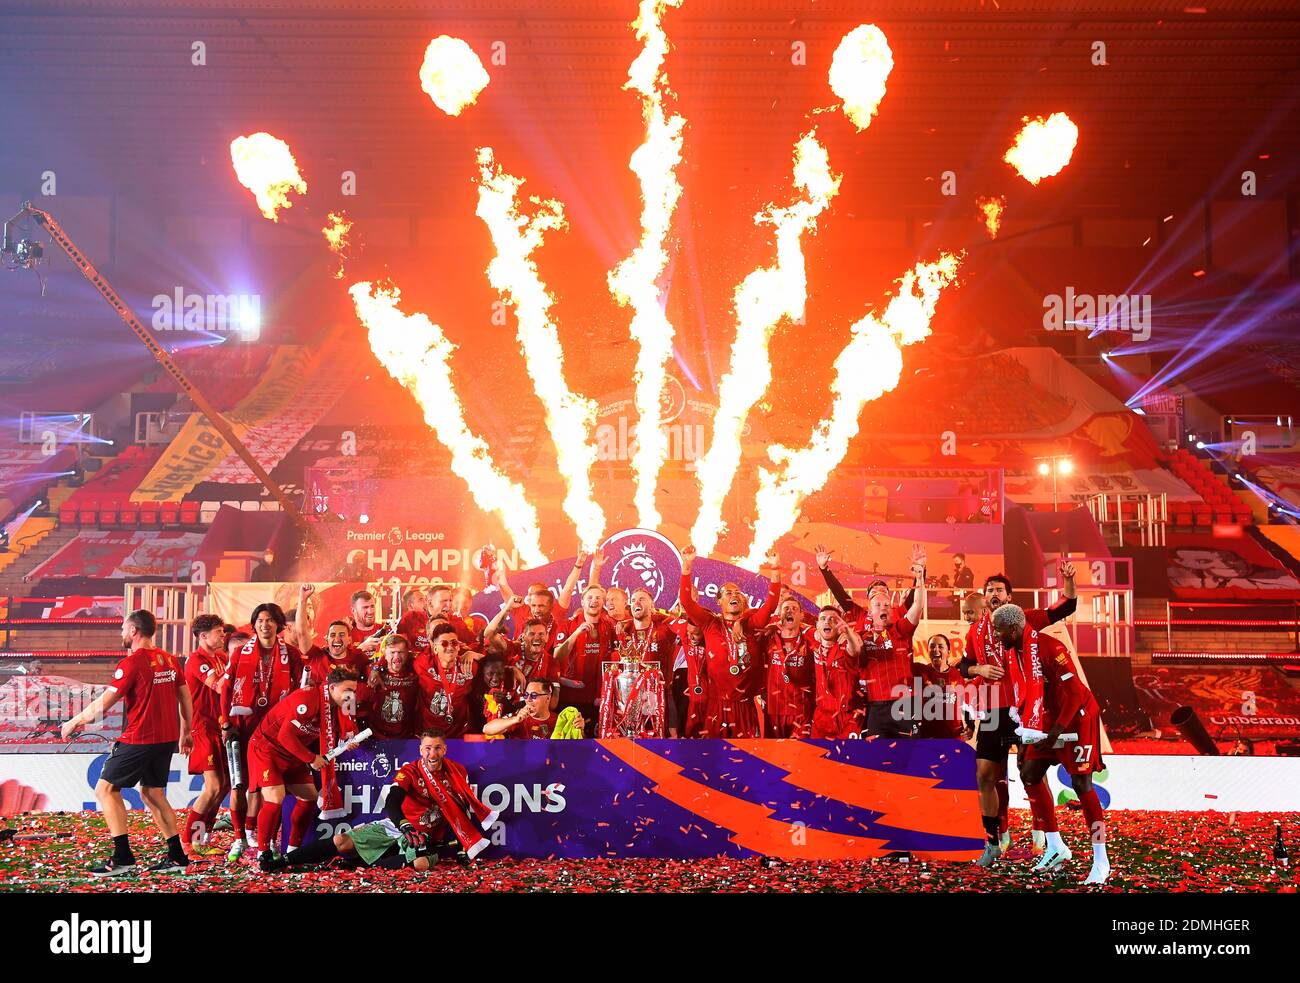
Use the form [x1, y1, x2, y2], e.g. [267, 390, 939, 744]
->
[1, 201, 309, 530]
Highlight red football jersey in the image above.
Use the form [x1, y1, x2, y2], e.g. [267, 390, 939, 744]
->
[184, 649, 226, 736]
[558, 616, 617, 706]
[765, 630, 815, 717]
[509, 709, 559, 739]
[111, 647, 184, 745]
[414, 655, 478, 736]
[252, 685, 324, 763]
[857, 617, 918, 704]
[503, 639, 557, 684]
[813, 640, 860, 737]
[619, 619, 678, 683]
[392, 761, 448, 833]
[366, 668, 420, 739]
[303, 645, 371, 687]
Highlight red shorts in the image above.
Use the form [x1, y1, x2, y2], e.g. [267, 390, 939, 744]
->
[703, 694, 761, 739]
[188, 727, 228, 778]
[1023, 705, 1104, 776]
[247, 735, 314, 792]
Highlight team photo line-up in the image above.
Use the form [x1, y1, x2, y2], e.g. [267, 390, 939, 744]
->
[58, 542, 1109, 883]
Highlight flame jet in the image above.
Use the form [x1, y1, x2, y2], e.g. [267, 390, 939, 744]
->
[608, 0, 687, 531]
[349, 282, 547, 568]
[688, 131, 841, 558]
[1004, 113, 1079, 185]
[738, 254, 962, 568]
[229, 132, 307, 221]
[475, 148, 607, 551]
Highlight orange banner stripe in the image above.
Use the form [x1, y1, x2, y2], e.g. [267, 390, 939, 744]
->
[730, 739, 983, 842]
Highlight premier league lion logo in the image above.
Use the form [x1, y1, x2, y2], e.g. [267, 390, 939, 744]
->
[602, 528, 682, 609]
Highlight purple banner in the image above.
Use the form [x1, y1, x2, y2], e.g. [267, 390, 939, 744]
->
[312, 738, 983, 861]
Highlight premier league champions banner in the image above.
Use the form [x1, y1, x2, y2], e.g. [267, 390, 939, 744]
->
[322, 738, 984, 861]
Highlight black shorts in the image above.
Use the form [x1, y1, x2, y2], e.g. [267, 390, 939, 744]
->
[974, 710, 1018, 763]
[864, 700, 916, 739]
[101, 741, 176, 789]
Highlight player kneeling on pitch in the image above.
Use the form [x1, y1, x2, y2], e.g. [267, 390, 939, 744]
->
[266, 730, 501, 872]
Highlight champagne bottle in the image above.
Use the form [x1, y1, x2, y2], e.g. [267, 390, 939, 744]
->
[1274, 821, 1289, 869]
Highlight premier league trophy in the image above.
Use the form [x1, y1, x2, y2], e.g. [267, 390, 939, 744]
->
[597, 637, 665, 739]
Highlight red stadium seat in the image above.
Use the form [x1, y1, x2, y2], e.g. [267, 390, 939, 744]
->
[119, 504, 139, 525]
[160, 503, 180, 525]
[98, 505, 118, 525]
[179, 502, 200, 525]
[59, 504, 76, 525]
[139, 504, 159, 525]
[78, 499, 98, 524]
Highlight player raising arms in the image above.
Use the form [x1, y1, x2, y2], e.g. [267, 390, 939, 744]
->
[991, 604, 1110, 884]
[296, 585, 371, 685]
[857, 549, 926, 739]
[553, 583, 618, 731]
[677, 545, 781, 739]
[180, 614, 230, 857]
[247, 667, 359, 872]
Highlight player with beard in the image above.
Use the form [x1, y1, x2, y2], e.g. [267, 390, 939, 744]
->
[961, 563, 1077, 864]
[811, 607, 865, 739]
[497, 548, 589, 645]
[181, 614, 230, 857]
[346, 590, 387, 655]
[857, 551, 926, 739]
[248, 669, 359, 872]
[267, 730, 499, 872]
[415, 623, 479, 737]
[223, 603, 304, 861]
[991, 604, 1110, 884]
[366, 634, 420, 739]
[622, 587, 677, 685]
[762, 597, 815, 738]
[677, 546, 781, 739]
[553, 584, 618, 732]
[483, 678, 561, 738]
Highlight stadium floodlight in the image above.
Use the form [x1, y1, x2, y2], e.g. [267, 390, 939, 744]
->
[1058, 458, 1074, 475]
[1037, 462, 1051, 476]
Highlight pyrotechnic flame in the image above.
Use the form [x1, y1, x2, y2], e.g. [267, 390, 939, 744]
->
[738, 254, 962, 568]
[475, 147, 607, 551]
[829, 25, 894, 131]
[419, 36, 490, 116]
[1004, 112, 1078, 185]
[348, 282, 547, 567]
[689, 131, 841, 558]
[322, 211, 353, 279]
[608, 0, 687, 530]
[976, 195, 1005, 239]
[229, 132, 307, 221]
